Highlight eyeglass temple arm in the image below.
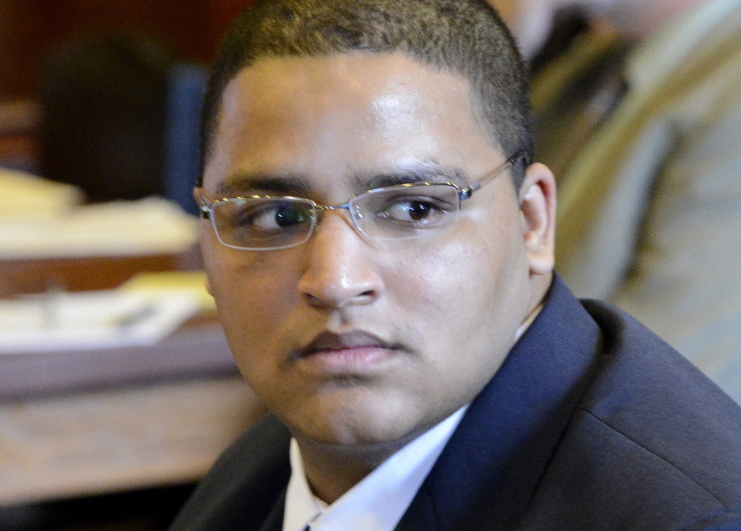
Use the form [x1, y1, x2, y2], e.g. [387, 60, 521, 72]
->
[459, 151, 530, 201]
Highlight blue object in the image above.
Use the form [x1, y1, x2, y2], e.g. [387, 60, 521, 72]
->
[165, 64, 209, 216]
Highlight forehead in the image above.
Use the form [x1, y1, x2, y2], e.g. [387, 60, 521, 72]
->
[204, 52, 503, 194]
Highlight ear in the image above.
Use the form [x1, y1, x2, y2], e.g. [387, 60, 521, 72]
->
[518, 162, 556, 277]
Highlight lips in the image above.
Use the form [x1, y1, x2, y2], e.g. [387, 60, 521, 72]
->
[295, 330, 401, 372]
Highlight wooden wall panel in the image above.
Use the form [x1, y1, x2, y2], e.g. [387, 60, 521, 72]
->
[0, 0, 256, 100]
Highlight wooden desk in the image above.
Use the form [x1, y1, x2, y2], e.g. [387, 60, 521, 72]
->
[0, 252, 267, 507]
[0, 251, 201, 299]
[0, 315, 238, 400]
[0, 376, 266, 507]
[0, 320, 267, 509]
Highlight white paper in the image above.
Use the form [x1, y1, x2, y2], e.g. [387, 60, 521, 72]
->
[0, 168, 83, 219]
[0, 196, 199, 260]
[0, 290, 201, 354]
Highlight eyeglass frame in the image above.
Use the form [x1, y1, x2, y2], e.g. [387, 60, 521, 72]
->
[197, 151, 529, 251]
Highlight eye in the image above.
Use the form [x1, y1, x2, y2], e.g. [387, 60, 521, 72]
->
[383, 199, 440, 222]
[233, 200, 313, 233]
[373, 193, 455, 228]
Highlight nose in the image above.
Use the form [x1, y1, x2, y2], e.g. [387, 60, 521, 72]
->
[297, 211, 384, 309]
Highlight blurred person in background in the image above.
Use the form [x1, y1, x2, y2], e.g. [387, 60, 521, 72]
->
[492, 0, 594, 61]
[492, 0, 741, 406]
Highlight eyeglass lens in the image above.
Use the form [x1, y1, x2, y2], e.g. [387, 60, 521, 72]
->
[210, 183, 462, 250]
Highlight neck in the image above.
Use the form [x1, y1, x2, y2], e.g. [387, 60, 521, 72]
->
[294, 434, 414, 503]
[521, 270, 552, 333]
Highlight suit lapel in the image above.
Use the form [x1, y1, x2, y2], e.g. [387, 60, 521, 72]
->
[395, 483, 438, 531]
[259, 490, 287, 531]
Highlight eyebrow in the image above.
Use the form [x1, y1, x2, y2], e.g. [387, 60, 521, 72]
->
[215, 173, 311, 197]
[214, 164, 470, 198]
[362, 165, 469, 190]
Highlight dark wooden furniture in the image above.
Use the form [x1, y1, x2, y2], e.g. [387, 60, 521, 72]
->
[0, 0, 257, 100]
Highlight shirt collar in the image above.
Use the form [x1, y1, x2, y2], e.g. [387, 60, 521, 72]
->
[628, 0, 741, 93]
[283, 406, 467, 531]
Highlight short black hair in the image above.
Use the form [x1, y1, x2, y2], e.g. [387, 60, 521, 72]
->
[199, 0, 533, 187]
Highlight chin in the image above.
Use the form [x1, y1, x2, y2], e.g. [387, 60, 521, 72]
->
[288, 393, 424, 448]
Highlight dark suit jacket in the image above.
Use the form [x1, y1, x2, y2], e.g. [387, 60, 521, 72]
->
[170, 277, 741, 530]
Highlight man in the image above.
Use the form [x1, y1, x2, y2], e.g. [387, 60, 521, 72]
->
[495, 0, 741, 406]
[170, 0, 741, 529]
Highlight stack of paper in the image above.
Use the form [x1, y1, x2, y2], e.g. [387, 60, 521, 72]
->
[1, 167, 83, 219]
[0, 270, 215, 354]
[0, 195, 199, 260]
[0, 289, 201, 354]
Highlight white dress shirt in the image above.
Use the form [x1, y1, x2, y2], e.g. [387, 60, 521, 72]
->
[282, 406, 467, 531]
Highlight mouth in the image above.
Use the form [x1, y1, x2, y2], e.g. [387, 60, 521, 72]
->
[293, 330, 402, 373]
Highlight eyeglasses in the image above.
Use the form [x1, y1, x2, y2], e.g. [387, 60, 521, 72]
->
[197, 152, 527, 251]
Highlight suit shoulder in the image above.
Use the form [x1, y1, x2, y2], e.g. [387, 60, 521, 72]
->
[560, 300, 741, 518]
[522, 300, 741, 529]
[169, 415, 291, 530]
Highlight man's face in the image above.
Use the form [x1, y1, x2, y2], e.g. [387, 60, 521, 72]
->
[201, 52, 554, 450]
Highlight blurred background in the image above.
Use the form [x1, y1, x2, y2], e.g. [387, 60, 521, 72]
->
[0, 2, 271, 530]
[0, 0, 261, 208]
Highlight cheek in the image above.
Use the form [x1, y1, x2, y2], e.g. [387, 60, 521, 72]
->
[384, 236, 498, 327]
[383, 221, 527, 344]
[204, 247, 300, 353]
